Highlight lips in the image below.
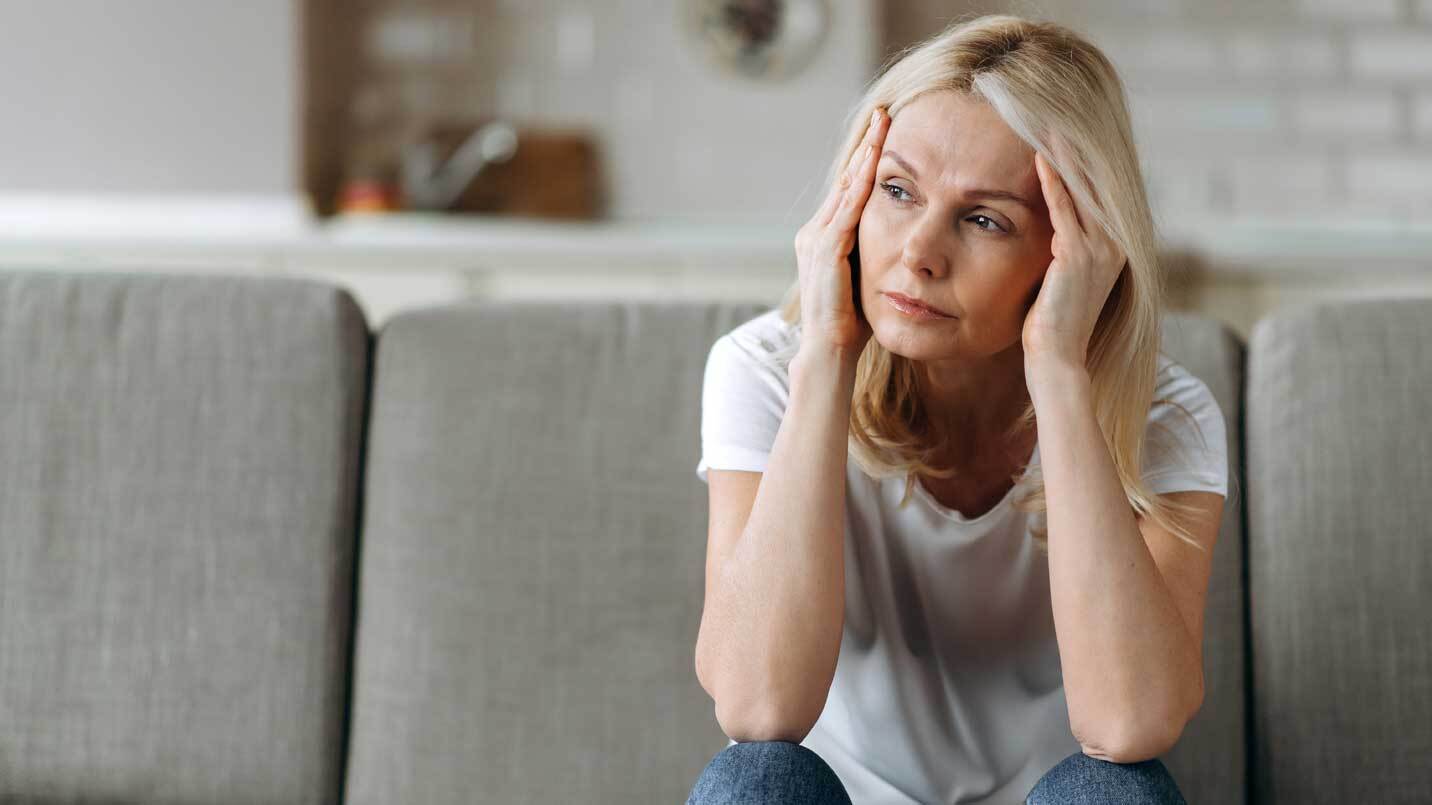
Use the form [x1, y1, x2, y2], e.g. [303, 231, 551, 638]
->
[883, 291, 955, 318]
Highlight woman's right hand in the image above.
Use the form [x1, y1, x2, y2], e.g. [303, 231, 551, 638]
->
[793, 106, 890, 358]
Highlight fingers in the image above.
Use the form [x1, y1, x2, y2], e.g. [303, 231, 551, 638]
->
[1036, 140, 1128, 269]
[813, 168, 846, 230]
[830, 108, 890, 231]
[818, 106, 889, 229]
[1035, 145, 1084, 238]
[832, 144, 876, 232]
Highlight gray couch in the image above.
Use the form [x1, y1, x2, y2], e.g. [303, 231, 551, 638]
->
[0, 267, 1427, 804]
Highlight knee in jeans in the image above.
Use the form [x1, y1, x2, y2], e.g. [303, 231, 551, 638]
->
[687, 741, 851, 805]
[1025, 751, 1187, 805]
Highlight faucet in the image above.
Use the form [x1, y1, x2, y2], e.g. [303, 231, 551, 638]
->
[401, 120, 519, 211]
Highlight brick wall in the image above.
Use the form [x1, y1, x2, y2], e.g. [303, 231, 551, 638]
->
[883, 0, 1432, 226]
[328, 0, 1430, 229]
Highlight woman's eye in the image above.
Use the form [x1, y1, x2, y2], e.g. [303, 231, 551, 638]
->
[880, 184, 1005, 234]
[879, 182, 910, 203]
[968, 214, 1005, 233]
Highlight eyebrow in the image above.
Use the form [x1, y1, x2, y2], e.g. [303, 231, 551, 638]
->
[881, 149, 1038, 210]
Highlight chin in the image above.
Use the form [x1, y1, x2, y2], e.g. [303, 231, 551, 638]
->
[872, 319, 960, 362]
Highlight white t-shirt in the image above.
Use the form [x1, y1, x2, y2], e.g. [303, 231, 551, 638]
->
[695, 309, 1228, 805]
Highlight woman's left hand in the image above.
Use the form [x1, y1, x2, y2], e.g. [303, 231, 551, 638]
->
[1022, 135, 1127, 374]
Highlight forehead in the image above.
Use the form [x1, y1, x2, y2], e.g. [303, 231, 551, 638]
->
[884, 91, 1036, 186]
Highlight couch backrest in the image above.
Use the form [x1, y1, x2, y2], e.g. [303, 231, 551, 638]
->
[342, 300, 1249, 804]
[0, 269, 369, 804]
[1246, 298, 1432, 804]
[15, 269, 1431, 803]
[342, 301, 763, 804]
[1157, 311, 1249, 805]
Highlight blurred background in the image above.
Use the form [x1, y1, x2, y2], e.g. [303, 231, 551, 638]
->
[2, 0, 1429, 335]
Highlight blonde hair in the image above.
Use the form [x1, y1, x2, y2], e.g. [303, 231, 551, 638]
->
[774, 13, 1232, 553]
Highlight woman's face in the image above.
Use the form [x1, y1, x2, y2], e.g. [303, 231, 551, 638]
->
[858, 90, 1055, 363]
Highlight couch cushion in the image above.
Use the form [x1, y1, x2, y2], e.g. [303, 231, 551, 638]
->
[1246, 298, 1432, 803]
[344, 300, 766, 804]
[1157, 312, 1249, 805]
[0, 269, 369, 803]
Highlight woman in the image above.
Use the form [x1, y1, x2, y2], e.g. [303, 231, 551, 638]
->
[689, 13, 1233, 805]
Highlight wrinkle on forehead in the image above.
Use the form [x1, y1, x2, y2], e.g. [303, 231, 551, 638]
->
[885, 94, 1040, 203]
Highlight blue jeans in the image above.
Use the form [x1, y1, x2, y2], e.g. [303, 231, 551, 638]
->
[686, 741, 1188, 804]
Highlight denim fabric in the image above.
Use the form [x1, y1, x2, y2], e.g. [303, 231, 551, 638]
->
[687, 741, 853, 805]
[686, 741, 1188, 804]
[1024, 752, 1188, 804]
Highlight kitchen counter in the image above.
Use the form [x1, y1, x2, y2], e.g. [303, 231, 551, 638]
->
[2, 194, 1430, 332]
[4, 195, 1432, 271]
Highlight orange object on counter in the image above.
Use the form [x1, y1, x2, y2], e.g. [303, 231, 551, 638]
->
[337, 178, 400, 213]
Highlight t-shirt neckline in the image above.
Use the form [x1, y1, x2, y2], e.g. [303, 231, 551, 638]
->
[909, 442, 1041, 525]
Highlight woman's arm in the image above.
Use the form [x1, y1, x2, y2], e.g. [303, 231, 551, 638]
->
[696, 341, 859, 743]
[1028, 359, 1208, 764]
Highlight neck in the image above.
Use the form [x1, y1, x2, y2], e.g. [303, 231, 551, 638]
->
[915, 341, 1033, 463]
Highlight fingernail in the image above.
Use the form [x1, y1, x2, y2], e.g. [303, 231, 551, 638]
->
[871, 108, 881, 126]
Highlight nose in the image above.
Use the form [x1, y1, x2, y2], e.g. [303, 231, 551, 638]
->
[898, 213, 950, 278]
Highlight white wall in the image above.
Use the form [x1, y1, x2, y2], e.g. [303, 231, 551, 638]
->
[0, 0, 298, 196]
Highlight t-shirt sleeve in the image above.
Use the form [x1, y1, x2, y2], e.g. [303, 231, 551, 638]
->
[1141, 364, 1229, 498]
[694, 333, 790, 484]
